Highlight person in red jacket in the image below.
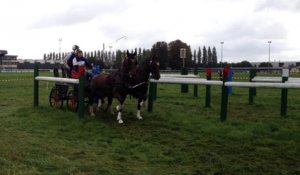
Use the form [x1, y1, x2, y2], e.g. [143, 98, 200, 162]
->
[71, 49, 88, 79]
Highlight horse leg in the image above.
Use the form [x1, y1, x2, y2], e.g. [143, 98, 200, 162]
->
[116, 103, 124, 124]
[96, 98, 102, 112]
[89, 93, 95, 117]
[136, 98, 144, 120]
[106, 95, 114, 114]
[115, 94, 126, 124]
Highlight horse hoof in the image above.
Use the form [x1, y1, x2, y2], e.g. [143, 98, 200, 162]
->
[90, 113, 95, 117]
[137, 116, 143, 120]
[118, 119, 124, 124]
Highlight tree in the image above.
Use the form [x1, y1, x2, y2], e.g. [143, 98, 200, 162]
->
[97, 50, 101, 59]
[138, 48, 142, 64]
[202, 46, 207, 66]
[114, 50, 123, 69]
[207, 46, 212, 66]
[197, 47, 201, 66]
[151, 41, 168, 69]
[212, 47, 218, 66]
[239, 61, 252, 67]
[168, 39, 192, 69]
[258, 62, 272, 67]
[193, 50, 197, 65]
[142, 48, 151, 62]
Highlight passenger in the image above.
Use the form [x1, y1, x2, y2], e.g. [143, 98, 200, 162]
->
[92, 64, 101, 76]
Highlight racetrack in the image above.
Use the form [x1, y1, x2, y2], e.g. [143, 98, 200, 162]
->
[0, 71, 299, 174]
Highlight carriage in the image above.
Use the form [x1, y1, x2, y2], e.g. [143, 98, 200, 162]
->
[48, 67, 79, 112]
[49, 82, 78, 111]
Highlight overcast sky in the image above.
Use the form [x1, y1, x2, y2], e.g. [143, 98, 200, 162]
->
[1, 0, 299, 62]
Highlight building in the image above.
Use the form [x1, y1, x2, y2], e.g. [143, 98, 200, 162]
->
[251, 61, 300, 68]
[0, 50, 18, 69]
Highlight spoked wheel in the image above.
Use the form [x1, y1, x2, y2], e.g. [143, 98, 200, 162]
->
[67, 90, 78, 112]
[49, 87, 63, 109]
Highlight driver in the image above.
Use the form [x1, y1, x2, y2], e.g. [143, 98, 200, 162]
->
[63, 45, 79, 77]
[71, 49, 89, 79]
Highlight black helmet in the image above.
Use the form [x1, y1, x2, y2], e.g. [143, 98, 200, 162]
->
[72, 45, 79, 51]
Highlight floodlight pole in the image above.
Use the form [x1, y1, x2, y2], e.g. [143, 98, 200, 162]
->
[220, 42, 224, 68]
[268, 41, 272, 72]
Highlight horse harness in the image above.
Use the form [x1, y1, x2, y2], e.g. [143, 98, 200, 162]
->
[128, 81, 149, 89]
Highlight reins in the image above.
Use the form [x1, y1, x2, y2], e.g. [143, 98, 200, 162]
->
[128, 81, 149, 89]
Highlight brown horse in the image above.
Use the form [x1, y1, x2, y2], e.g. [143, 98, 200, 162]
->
[128, 55, 160, 120]
[88, 50, 138, 123]
[102, 55, 161, 123]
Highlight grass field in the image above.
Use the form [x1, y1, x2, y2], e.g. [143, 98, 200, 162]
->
[0, 71, 299, 175]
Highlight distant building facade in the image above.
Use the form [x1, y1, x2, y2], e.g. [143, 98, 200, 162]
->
[0, 50, 18, 69]
[251, 61, 300, 68]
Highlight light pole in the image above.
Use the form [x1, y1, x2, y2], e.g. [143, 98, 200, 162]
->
[220, 42, 224, 68]
[58, 38, 62, 62]
[58, 38, 62, 53]
[268, 41, 272, 71]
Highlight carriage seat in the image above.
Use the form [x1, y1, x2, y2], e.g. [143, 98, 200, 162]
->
[55, 82, 69, 95]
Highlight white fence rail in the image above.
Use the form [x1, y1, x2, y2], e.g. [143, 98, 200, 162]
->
[35, 76, 79, 84]
[150, 78, 222, 86]
[151, 77, 300, 88]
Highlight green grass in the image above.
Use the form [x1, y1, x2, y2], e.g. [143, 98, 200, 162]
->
[0, 72, 299, 175]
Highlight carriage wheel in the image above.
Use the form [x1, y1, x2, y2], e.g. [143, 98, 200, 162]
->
[67, 90, 78, 112]
[49, 87, 63, 109]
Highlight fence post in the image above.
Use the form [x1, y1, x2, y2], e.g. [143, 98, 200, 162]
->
[248, 69, 256, 104]
[220, 66, 229, 121]
[78, 75, 85, 118]
[205, 68, 212, 107]
[281, 69, 289, 116]
[147, 82, 155, 112]
[33, 63, 39, 107]
[193, 66, 198, 97]
[53, 66, 59, 77]
[181, 67, 188, 93]
[61, 67, 66, 78]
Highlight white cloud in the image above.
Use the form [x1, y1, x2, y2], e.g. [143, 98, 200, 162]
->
[255, 0, 300, 12]
[0, 0, 299, 62]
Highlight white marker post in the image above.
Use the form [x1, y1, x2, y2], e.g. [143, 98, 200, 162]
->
[180, 48, 188, 93]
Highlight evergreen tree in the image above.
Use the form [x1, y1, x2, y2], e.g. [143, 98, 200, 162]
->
[114, 50, 122, 69]
[138, 48, 142, 63]
[197, 47, 201, 66]
[90, 51, 93, 58]
[212, 46, 218, 66]
[193, 49, 196, 65]
[207, 46, 212, 66]
[97, 50, 101, 59]
[202, 46, 207, 66]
